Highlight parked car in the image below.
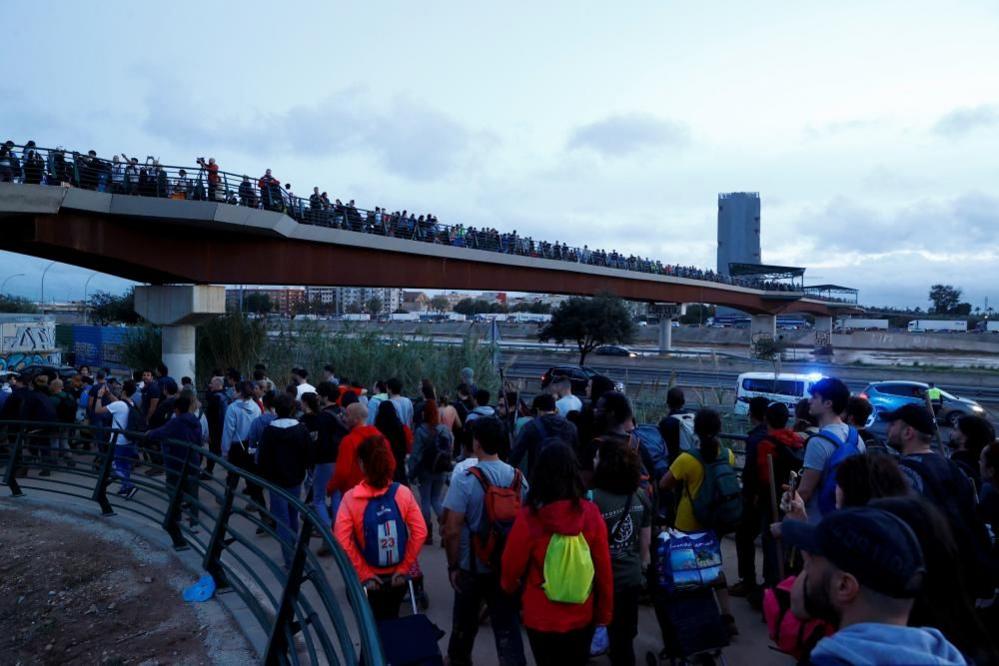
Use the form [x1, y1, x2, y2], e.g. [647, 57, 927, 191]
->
[541, 365, 624, 396]
[860, 380, 988, 428]
[594, 345, 638, 358]
[17, 365, 79, 383]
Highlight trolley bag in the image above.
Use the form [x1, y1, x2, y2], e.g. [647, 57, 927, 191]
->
[656, 529, 723, 594]
[651, 586, 730, 662]
[375, 579, 445, 666]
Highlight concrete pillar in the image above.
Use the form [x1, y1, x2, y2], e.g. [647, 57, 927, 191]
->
[813, 316, 834, 335]
[750, 314, 776, 339]
[658, 318, 673, 353]
[134, 285, 226, 379]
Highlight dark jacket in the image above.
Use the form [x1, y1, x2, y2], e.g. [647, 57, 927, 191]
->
[20, 388, 57, 424]
[148, 412, 203, 472]
[258, 418, 311, 488]
[510, 413, 579, 475]
[741, 423, 769, 498]
[316, 407, 348, 464]
[0, 386, 28, 421]
[205, 390, 228, 448]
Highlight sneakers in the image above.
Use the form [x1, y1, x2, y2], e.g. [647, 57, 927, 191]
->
[117, 486, 138, 500]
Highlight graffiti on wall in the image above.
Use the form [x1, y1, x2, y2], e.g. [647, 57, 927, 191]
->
[1, 321, 57, 354]
[0, 352, 62, 372]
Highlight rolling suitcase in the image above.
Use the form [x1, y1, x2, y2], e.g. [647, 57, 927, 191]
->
[375, 579, 445, 666]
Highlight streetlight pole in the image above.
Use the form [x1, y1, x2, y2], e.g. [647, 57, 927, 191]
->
[1, 273, 26, 294]
[40, 261, 56, 314]
[83, 272, 98, 325]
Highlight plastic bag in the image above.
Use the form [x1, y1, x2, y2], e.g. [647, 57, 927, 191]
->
[656, 529, 722, 593]
[589, 625, 609, 657]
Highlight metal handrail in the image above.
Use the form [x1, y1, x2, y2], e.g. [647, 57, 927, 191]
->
[0, 419, 385, 666]
[1, 142, 812, 295]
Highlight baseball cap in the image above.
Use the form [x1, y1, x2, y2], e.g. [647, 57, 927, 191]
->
[881, 404, 936, 435]
[782, 507, 925, 598]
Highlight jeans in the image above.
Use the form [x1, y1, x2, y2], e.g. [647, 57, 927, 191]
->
[228, 444, 266, 510]
[166, 465, 201, 522]
[526, 627, 593, 666]
[311, 463, 334, 531]
[415, 472, 446, 536]
[113, 443, 139, 490]
[269, 485, 302, 569]
[447, 570, 526, 666]
[608, 584, 641, 666]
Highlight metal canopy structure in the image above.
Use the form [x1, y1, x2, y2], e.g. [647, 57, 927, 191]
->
[804, 284, 859, 304]
[727, 262, 805, 288]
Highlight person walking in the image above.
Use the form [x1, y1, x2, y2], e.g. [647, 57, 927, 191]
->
[500, 442, 614, 666]
[407, 399, 453, 544]
[509, 393, 578, 477]
[222, 381, 264, 509]
[334, 434, 427, 620]
[257, 393, 311, 570]
[590, 437, 651, 666]
[374, 400, 412, 485]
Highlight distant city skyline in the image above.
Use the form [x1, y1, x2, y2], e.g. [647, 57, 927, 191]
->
[4, 2, 999, 309]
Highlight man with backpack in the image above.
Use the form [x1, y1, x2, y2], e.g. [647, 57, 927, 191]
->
[732, 396, 771, 601]
[797, 378, 863, 526]
[755, 402, 803, 588]
[887, 404, 995, 601]
[442, 416, 528, 666]
[510, 393, 578, 477]
[94, 380, 141, 498]
[656, 387, 696, 462]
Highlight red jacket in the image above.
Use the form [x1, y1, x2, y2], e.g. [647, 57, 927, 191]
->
[334, 480, 427, 583]
[757, 428, 804, 488]
[328, 425, 392, 495]
[500, 499, 614, 631]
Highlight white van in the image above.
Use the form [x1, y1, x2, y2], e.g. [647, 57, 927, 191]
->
[734, 372, 826, 416]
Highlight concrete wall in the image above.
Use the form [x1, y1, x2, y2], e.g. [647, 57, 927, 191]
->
[0, 314, 61, 371]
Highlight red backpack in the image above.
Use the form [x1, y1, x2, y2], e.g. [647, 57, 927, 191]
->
[468, 467, 523, 570]
[763, 576, 835, 660]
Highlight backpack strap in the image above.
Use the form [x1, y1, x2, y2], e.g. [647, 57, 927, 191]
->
[467, 465, 491, 493]
[384, 482, 400, 502]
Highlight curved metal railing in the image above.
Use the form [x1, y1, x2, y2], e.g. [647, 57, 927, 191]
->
[0, 142, 808, 294]
[0, 419, 385, 666]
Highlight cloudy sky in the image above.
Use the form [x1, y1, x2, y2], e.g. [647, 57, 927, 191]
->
[3, 1, 999, 309]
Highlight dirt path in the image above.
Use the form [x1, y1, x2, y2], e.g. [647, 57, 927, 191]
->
[0, 505, 252, 665]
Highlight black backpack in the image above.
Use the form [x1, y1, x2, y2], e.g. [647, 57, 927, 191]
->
[125, 399, 147, 433]
[425, 425, 454, 474]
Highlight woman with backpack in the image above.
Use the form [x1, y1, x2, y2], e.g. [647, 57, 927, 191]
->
[500, 443, 614, 666]
[591, 438, 651, 666]
[375, 400, 412, 485]
[659, 409, 739, 635]
[334, 434, 427, 620]
[406, 399, 453, 545]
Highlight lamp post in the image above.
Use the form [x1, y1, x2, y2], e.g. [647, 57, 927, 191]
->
[83, 272, 98, 324]
[40, 261, 56, 314]
[1, 272, 26, 294]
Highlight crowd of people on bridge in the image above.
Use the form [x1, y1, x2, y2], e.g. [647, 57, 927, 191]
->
[0, 140, 818, 296]
[3, 355, 999, 665]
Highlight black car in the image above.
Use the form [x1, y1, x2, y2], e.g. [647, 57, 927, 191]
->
[540, 365, 625, 397]
[594, 345, 638, 358]
[17, 365, 79, 383]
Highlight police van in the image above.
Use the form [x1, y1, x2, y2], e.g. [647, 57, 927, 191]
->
[734, 372, 826, 416]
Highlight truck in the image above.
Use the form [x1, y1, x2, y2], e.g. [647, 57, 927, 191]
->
[388, 312, 420, 322]
[339, 314, 371, 322]
[836, 318, 890, 332]
[906, 319, 967, 333]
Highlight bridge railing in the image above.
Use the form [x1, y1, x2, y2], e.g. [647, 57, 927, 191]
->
[1, 143, 810, 294]
[0, 420, 385, 666]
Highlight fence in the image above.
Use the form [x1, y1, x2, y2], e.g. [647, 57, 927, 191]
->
[2, 143, 812, 294]
[0, 420, 384, 666]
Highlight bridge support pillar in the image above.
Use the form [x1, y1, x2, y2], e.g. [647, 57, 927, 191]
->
[658, 318, 673, 353]
[750, 314, 776, 340]
[134, 285, 226, 380]
[813, 316, 834, 335]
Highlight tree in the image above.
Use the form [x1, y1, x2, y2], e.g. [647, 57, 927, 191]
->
[0, 294, 38, 313]
[345, 302, 364, 314]
[929, 284, 962, 314]
[364, 296, 383, 315]
[953, 302, 972, 316]
[430, 295, 450, 314]
[244, 292, 272, 314]
[539, 294, 635, 365]
[87, 289, 139, 325]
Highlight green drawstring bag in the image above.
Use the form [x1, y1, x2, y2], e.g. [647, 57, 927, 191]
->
[542, 533, 595, 604]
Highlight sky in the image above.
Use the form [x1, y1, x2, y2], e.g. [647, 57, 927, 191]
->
[3, 1, 999, 310]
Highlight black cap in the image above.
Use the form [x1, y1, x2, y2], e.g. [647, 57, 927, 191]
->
[882, 404, 936, 435]
[782, 507, 925, 598]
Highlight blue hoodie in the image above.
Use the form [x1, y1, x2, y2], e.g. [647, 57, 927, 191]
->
[221, 398, 262, 456]
[810, 623, 967, 666]
[147, 412, 203, 473]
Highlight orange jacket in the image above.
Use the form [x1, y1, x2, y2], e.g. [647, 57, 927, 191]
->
[334, 480, 427, 582]
[328, 425, 390, 495]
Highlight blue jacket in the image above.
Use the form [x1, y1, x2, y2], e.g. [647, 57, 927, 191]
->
[221, 399, 262, 456]
[148, 412, 203, 472]
[810, 623, 967, 666]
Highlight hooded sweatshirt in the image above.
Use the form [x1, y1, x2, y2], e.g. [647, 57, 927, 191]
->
[257, 418, 310, 488]
[757, 428, 805, 490]
[810, 623, 967, 666]
[500, 499, 614, 632]
[221, 398, 262, 456]
[328, 425, 393, 495]
[148, 412, 203, 472]
[334, 480, 427, 583]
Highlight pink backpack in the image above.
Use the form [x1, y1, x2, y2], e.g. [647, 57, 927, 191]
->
[763, 576, 835, 661]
